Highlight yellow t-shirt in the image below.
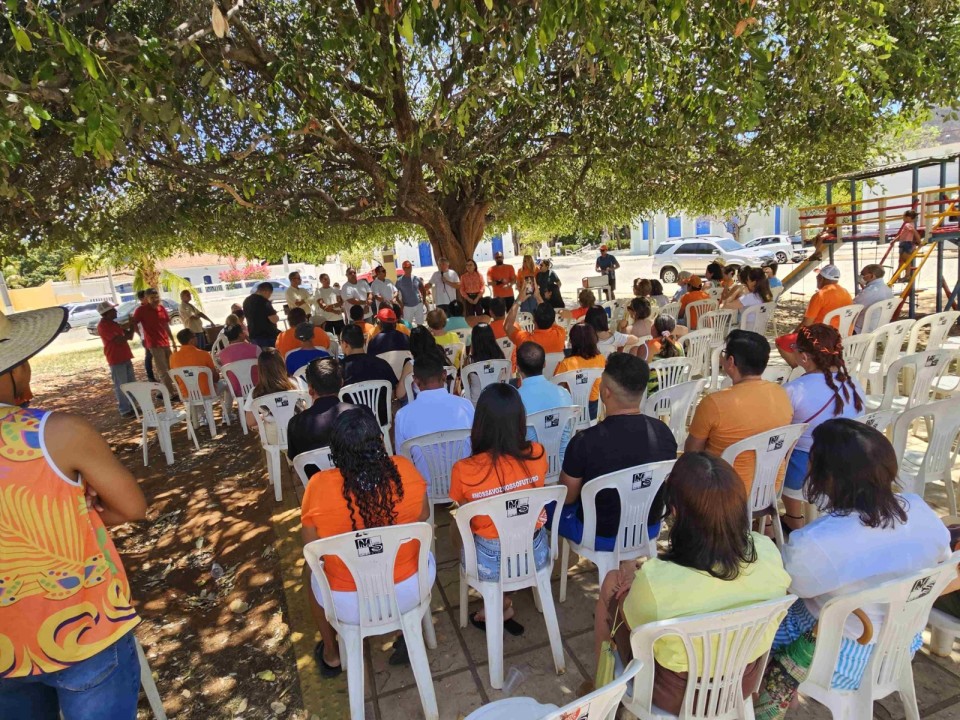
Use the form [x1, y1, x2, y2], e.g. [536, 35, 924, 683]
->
[622, 533, 791, 673]
[686, 380, 793, 491]
[554, 354, 605, 402]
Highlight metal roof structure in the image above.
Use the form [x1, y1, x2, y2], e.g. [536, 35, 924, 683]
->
[824, 149, 960, 183]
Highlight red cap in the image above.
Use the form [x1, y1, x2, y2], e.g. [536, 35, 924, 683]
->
[599, 244, 608, 251]
[377, 307, 397, 323]
[402, 260, 413, 269]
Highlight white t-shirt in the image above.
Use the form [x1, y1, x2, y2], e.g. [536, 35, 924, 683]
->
[598, 331, 633, 352]
[782, 493, 950, 639]
[370, 278, 397, 304]
[429, 270, 460, 305]
[340, 280, 372, 319]
[179, 301, 203, 333]
[785, 372, 865, 452]
[739, 292, 764, 308]
[314, 286, 342, 323]
[285, 286, 312, 312]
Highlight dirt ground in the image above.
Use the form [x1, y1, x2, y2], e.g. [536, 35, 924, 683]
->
[31, 356, 306, 720]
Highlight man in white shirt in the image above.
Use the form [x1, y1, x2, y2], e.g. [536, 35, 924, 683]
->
[340, 267, 373, 322]
[369, 265, 397, 307]
[852, 263, 894, 334]
[427, 257, 460, 315]
[285, 271, 313, 319]
[178, 290, 213, 348]
[394, 354, 474, 477]
[313, 273, 344, 334]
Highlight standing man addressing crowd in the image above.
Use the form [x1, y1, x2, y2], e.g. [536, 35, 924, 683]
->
[243, 281, 281, 349]
[596, 244, 620, 299]
[286, 271, 312, 319]
[396, 260, 427, 326]
[96, 300, 136, 417]
[179, 290, 213, 349]
[427, 257, 460, 316]
[133, 287, 177, 397]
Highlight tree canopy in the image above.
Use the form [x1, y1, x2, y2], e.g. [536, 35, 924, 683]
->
[2, 0, 959, 268]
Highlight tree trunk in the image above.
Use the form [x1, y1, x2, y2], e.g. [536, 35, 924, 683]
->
[420, 202, 489, 274]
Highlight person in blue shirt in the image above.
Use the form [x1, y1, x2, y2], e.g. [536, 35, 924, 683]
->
[285, 322, 330, 375]
[764, 262, 783, 289]
[595, 244, 621, 299]
[516, 341, 574, 458]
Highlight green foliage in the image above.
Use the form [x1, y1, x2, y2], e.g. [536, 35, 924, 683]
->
[1, 245, 72, 288]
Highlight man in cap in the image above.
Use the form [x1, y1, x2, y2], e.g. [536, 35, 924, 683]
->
[396, 260, 427, 325]
[285, 322, 331, 375]
[487, 251, 516, 312]
[368, 307, 410, 355]
[96, 300, 136, 417]
[170, 328, 233, 419]
[678, 274, 709, 329]
[426, 257, 460, 316]
[595, 244, 620, 299]
[776, 263, 853, 367]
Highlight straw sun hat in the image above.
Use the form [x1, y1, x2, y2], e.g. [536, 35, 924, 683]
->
[0, 307, 68, 376]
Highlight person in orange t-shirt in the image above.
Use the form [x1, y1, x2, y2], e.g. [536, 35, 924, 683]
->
[487, 297, 509, 339]
[775, 264, 852, 367]
[516, 254, 538, 297]
[505, 297, 566, 356]
[450, 384, 549, 635]
[554, 324, 605, 417]
[678, 275, 710, 329]
[276, 307, 331, 356]
[169, 329, 233, 417]
[301, 409, 431, 676]
[487, 252, 517, 310]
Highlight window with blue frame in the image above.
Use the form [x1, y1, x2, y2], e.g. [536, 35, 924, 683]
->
[695, 217, 710, 235]
[668, 216, 682, 238]
[642, 221, 650, 240]
[774, 206, 781, 235]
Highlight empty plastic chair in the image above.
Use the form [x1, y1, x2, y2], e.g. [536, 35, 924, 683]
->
[720, 424, 807, 547]
[855, 409, 898, 436]
[904, 310, 960, 354]
[624, 595, 798, 720]
[221, 358, 258, 435]
[648, 358, 694, 392]
[685, 299, 719, 330]
[698, 309, 736, 345]
[291, 446, 337, 488]
[121, 381, 190, 466]
[250, 390, 309, 501]
[891, 396, 960, 515]
[679, 329, 714, 378]
[304, 523, 439, 720]
[552, 368, 605, 431]
[399, 429, 472, 532]
[455, 485, 567, 689]
[642, 379, 706, 445]
[837, 332, 875, 387]
[798, 552, 960, 720]
[865, 319, 914, 394]
[339, 379, 394, 454]
[738, 302, 775, 336]
[461, 359, 513, 404]
[542, 351, 565, 380]
[864, 349, 956, 413]
[525, 407, 578, 484]
[377, 350, 413, 380]
[167, 366, 232, 443]
[860, 297, 899, 334]
[822, 303, 864, 337]
[558, 460, 675, 603]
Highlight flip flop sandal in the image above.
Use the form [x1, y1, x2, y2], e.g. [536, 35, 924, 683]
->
[469, 611, 526, 637]
[314, 641, 343, 678]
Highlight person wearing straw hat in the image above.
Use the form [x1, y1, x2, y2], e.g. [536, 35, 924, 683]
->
[95, 300, 136, 418]
[0, 305, 148, 717]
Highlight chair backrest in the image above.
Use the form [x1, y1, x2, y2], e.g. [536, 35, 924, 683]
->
[221, 358, 258, 399]
[870, 319, 915, 382]
[687, 299, 719, 329]
[706, 346, 726, 393]
[291, 446, 337, 488]
[861, 297, 899, 334]
[517, 311, 535, 333]
[401, 365, 457, 402]
[552, 368, 605, 430]
[450, 327, 471, 345]
[649, 357, 694, 391]
[874, 349, 955, 411]
[303, 523, 434, 635]
[495, 336, 514, 357]
[906, 310, 960, 353]
[892, 396, 960, 493]
[856, 409, 898, 435]
[542, 351, 565, 380]
[642, 379, 705, 445]
[461, 359, 513, 404]
[629, 595, 797, 720]
[720, 424, 807, 520]
[292, 364, 310, 390]
[443, 342, 465, 367]
[167, 366, 216, 403]
[738, 302, 775, 335]
[698, 309, 737, 345]
[579, 460, 675, 560]
[250, 390, 308, 448]
[399, 429, 472, 502]
[659, 301, 681, 320]
[525, 407, 579, 484]
[542, 659, 643, 720]
[680, 329, 715, 378]
[376, 350, 413, 380]
[822, 303, 864, 337]
[800, 552, 960, 704]
[771, 286, 785, 303]
[760, 366, 790, 385]
[339, 379, 393, 428]
[327, 336, 341, 358]
[787, 365, 806, 382]
[121, 381, 176, 426]
[706, 286, 724, 301]
[839, 332, 875, 386]
[210, 332, 229, 368]
[454, 485, 567, 591]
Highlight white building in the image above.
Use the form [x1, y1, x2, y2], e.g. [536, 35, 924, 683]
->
[393, 229, 517, 267]
[628, 206, 800, 255]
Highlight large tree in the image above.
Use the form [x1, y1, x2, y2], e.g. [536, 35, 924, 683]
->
[2, 1, 959, 267]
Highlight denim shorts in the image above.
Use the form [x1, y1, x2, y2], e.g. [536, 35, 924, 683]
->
[782, 449, 809, 501]
[465, 527, 550, 581]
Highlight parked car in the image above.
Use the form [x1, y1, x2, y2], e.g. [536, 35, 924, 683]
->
[743, 234, 795, 264]
[86, 298, 181, 336]
[652, 236, 775, 284]
[248, 279, 290, 294]
[61, 301, 104, 331]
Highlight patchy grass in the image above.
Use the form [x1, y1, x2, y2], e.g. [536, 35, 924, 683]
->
[31, 343, 113, 378]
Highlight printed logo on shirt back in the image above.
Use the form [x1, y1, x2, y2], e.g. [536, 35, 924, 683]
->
[506, 497, 529, 517]
[355, 535, 384, 557]
[632, 471, 652, 491]
[767, 434, 784, 452]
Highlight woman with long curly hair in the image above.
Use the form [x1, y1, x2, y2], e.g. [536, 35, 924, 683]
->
[301, 408, 431, 676]
[450, 384, 548, 635]
[780, 323, 864, 530]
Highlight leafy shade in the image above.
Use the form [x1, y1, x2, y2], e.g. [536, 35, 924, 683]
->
[2, 1, 959, 268]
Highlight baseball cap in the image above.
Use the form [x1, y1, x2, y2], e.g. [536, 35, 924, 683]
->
[377, 307, 397, 323]
[687, 275, 703, 290]
[294, 322, 315, 341]
[96, 300, 117, 315]
[402, 260, 413, 269]
[599, 244, 608, 251]
[819, 264, 841, 281]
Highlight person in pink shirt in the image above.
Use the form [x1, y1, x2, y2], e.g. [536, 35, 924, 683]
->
[218, 324, 260, 395]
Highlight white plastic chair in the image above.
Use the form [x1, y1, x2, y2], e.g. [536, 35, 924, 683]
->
[822, 303, 864, 337]
[685, 299, 719, 330]
[304, 523, 439, 720]
[221, 358, 258, 435]
[167, 366, 231, 443]
[787, 365, 806, 382]
[461, 359, 513, 404]
[624, 595, 798, 720]
[864, 349, 955, 413]
[649, 357, 694, 391]
[760, 365, 791, 385]
[798, 552, 960, 720]
[659, 302, 681, 320]
[892, 396, 960, 515]
[399, 429, 472, 533]
[291, 446, 337, 488]
[865, 319, 914, 394]
[552, 367, 604, 431]
[292, 364, 310, 391]
[855, 409, 898, 436]
[339, 379, 394, 454]
[135, 636, 168, 720]
[402, 364, 458, 402]
[464, 659, 643, 720]
[455, 485, 567, 689]
[210, 331, 229, 370]
[443, 341, 465, 368]
[452, 327, 472, 345]
[642, 379, 706, 445]
[525, 407, 578, 484]
[929, 606, 960, 658]
[541, 351, 564, 381]
[838, 332, 875, 387]
[860, 297, 899, 334]
[121, 382, 190, 466]
[679, 329, 714, 378]
[558, 460, 675, 603]
[250, 390, 309, 501]
[377, 349, 413, 380]
[698, 309, 736, 345]
[706, 286, 724, 301]
[517, 311, 535, 333]
[495, 336, 514, 358]
[904, 310, 960, 354]
[706, 346, 726, 393]
[720, 424, 807, 547]
[738, 302, 775, 336]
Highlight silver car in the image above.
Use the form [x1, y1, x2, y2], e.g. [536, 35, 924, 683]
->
[652, 236, 775, 284]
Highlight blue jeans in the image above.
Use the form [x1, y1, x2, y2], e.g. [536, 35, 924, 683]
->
[0, 631, 140, 720]
[550, 502, 660, 551]
[251, 336, 276, 349]
[109, 361, 136, 415]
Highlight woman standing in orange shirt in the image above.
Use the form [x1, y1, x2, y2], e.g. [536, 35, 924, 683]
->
[516, 255, 537, 295]
[459, 259, 486, 317]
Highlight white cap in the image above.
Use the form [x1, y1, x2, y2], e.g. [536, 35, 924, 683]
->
[96, 300, 117, 315]
[819, 264, 841, 281]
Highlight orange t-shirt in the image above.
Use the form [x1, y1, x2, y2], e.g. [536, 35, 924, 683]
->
[460, 271, 486, 296]
[554, 353, 605, 401]
[487, 264, 516, 298]
[170, 344, 217, 396]
[517, 268, 536, 293]
[804, 283, 853, 326]
[571, 306, 589, 320]
[276, 326, 330, 356]
[679, 289, 710, 329]
[490, 318, 507, 339]
[449, 446, 548, 539]
[301, 455, 426, 592]
[509, 324, 566, 353]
